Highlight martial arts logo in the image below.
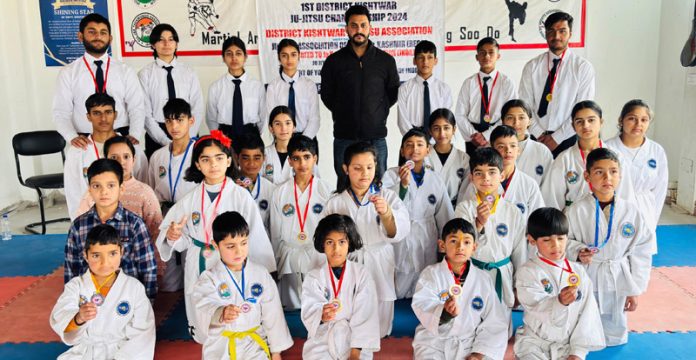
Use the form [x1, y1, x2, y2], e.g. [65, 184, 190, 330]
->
[496, 223, 509, 237]
[457, 168, 465, 179]
[133, 0, 157, 8]
[251, 283, 264, 297]
[471, 296, 484, 311]
[539, 9, 562, 40]
[516, 203, 526, 214]
[566, 171, 579, 184]
[191, 211, 201, 225]
[621, 222, 636, 238]
[130, 13, 160, 48]
[504, 0, 528, 42]
[188, 0, 221, 36]
[428, 194, 437, 205]
[438, 290, 450, 302]
[79, 295, 88, 306]
[158, 165, 166, 178]
[259, 200, 268, 211]
[116, 301, 131, 316]
[313, 203, 323, 214]
[218, 283, 231, 298]
[648, 159, 657, 169]
[535, 165, 544, 176]
[265, 164, 274, 177]
[282, 204, 295, 217]
[541, 278, 553, 294]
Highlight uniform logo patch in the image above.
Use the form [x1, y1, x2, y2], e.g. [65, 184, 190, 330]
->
[541, 279, 553, 293]
[116, 301, 131, 316]
[438, 290, 450, 302]
[79, 295, 88, 306]
[648, 159, 657, 169]
[496, 223, 509, 237]
[535, 165, 544, 176]
[158, 165, 166, 178]
[265, 164, 274, 177]
[259, 200, 268, 211]
[621, 222, 636, 238]
[313, 203, 323, 214]
[250, 283, 263, 297]
[130, 13, 159, 48]
[457, 168, 465, 179]
[566, 171, 579, 184]
[516, 203, 526, 214]
[428, 194, 436, 205]
[191, 211, 201, 225]
[218, 283, 231, 298]
[471, 296, 484, 310]
[282, 204, 295, 217]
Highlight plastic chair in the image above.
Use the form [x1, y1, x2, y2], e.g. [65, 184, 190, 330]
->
[12, 131, 71, 234]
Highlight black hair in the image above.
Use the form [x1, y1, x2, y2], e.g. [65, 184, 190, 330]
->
[85, 93, 116, 113]
[469, 147, 503, 173]
[336, 141, 382, 194]
[269, 105, 297, 128]
[233, 132, 265, 155]
[79, 13, 111, 33]
[501, 99, 533, 119]
[345, 5, 370, 24]
[414, 40, 437, 57]
[544, 11, 574, 32]
[428, 108, 457, 129]
[398, 127, 431, 166]
[476, 37, 499, 52]
[149, 23, 179, 58]
[571, 100, 603, 121]
[527, 207, 569, 238]
[313, 214, 363, 253]
[489, 125, 518, 146]
[163, 98, 192, 119]
[104, 135, 136, 158]
[212, 211, 250, 244]
[288, 134, 318, 156]
[87, 158, 123, 185]
[585, 147, 621, 172]
[441, 218, 476, 241]
[277, 38, 300, 56]
[184, 137, 239, 183]
[85, 224, 121, 251]
[619, 99, 653, 133]
[222, 36, 247, 57]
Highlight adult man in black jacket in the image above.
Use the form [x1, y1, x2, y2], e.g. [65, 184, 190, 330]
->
[321, 5, 400, 180]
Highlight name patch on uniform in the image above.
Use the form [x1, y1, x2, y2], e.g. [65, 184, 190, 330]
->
[264, 164, 274, 177]
[282, 204, 295, 217]
[218, 283, 231, 298]
[621, 222, 636, 238]
[313, 203, 323, 214]
[191, 211, 201, 225]
[516, 203, 526, 214]
[541, 279, 553, 294]
[116, 301, 131, 316]
[496, 223, 509, 237]
[251, 283, 264, 297]
[457, 168, 465, 179]
[259, 200, 268, 211]
[566, 171, 579, 184]
[535, 165, 544, 176]
[648, 159, 657, 169]
[471, 296, 484, 311]
[158, 166, 166, 178]
[428, 194, 436, 205]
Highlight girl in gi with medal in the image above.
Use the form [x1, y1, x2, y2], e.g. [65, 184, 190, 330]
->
[301, 214, 381, 359]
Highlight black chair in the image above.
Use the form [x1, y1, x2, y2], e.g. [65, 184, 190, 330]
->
[12, 131, 71, 234]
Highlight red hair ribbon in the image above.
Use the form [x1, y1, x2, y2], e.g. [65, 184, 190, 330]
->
[195, 130, 232, 149]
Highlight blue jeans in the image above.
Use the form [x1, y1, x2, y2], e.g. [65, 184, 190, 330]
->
[333, 137, 388, 187]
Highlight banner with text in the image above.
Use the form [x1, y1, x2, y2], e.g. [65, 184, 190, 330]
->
[444, 0, 585, 51]
[256, 0, 445, 85]
[116, 0, 258, 58]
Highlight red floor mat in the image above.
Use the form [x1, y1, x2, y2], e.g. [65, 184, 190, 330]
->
[0, 276, 44, 310]
[629, 267, 696, 333]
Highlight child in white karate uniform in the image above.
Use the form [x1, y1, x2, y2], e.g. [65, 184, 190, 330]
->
[233, 133, 276, 236]
[425, 108, 470, 206]
[51, 224, 155, 360]
[271, 135, 332, 310]
[156, 131, 276, 343]
[412, 218, 508, 360]
[565, 148, 653, 346]
[382, 128, 454, 298]
[322, 141, 410, 338]
[500, 99, 553, 186]
[301, 214, 380, 359]
[193, 211, 293, 359]
[514, 208, 605, 360]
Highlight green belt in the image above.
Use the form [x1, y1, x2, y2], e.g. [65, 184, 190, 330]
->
[191, 237, 215, 274]
[472, 257, 511, 302]
[565, 200, 573, 207]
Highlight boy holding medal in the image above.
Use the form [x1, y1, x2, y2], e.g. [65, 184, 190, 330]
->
[514, 208, 605, 359]
[193, 211, 292, 359]
[412, 218, 508, 360]
[51, 224, 156, 359]
[564, 148, 654, 346]
[270, 135, 332, 309]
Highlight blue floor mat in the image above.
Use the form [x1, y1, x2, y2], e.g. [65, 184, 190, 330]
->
[0, 234, 67, 276]
[654, 225, 696, 267]
[0, 342, 69, 360]
[588, 331, 696, 359]
[156, 298, 193, 341]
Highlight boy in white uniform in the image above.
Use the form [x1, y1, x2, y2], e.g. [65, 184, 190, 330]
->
[271, 135, 332, 309]
[302, 214, 380, 359]
[454, 148, 527, 325]
[51, 224, 155, 360]
[514, 208, 605, 359]
[193, 211, 293, 359]
[565, 148, 653, 346]
[233, 133, 276, 236]
[412, 218, 508, 360]
[425, 109, 470, 205]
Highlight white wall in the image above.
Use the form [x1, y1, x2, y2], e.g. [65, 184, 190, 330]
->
[0, 0, 688, 210]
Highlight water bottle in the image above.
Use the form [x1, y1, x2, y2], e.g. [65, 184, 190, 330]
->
[2, 213, 11, 241]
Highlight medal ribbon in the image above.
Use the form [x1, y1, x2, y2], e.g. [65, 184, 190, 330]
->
[224, 262, 246, 300]
[82, 56, 111, 93]
[538, 256, 573, 274]
[91, 135, 100, 159]
[250, 174, 261, 200]
[446, 261, 467, 285]
[546, 49, 566, 97]
[349, 185, 374, 207]
[91, 271, 116, 296]
[293, 176, 314, 234]
[476, 72, 500, 118]
[579, 140, 602, 190]
[593, 195, 615, 251]
[328, 261, 346, 300]
[476, 193, 500, 214]
[200, 177, 227, 250]
[168, 139, 194, 202]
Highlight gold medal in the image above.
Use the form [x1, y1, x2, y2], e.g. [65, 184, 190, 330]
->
[448, 284, 462, 297]
[330, 298, 342, 312]
[546, 93, 553, 102]
[567, 272, 580, 287]
[297, 231, 308, 242]
[483, 114, 492, 123]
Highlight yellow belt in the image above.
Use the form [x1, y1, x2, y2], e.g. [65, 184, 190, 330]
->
[222, 326, 271, 360]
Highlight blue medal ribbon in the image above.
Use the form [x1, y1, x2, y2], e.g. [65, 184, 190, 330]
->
[168, 139, 194, 202]
[349, 184, 377, 207]
[250, 174, 261, 200]
[593, 196, 615, 251]
[224, 262, 246, 301]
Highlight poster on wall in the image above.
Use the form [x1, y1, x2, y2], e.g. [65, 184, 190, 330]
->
[444, 0, 586, 51]
[256, 0, 446, 86]
[40, 0, 110, 66]
[116, 0, 258, 59]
